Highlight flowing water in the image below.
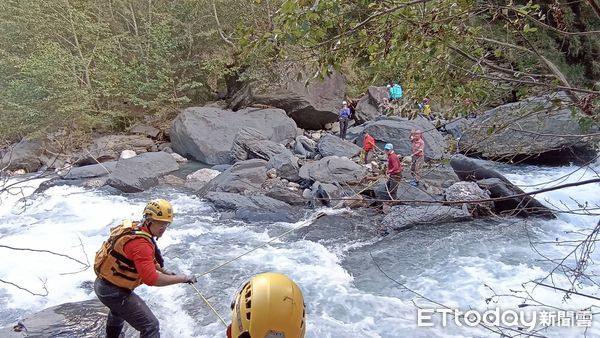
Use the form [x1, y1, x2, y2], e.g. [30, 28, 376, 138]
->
[0, 160, 599, 338]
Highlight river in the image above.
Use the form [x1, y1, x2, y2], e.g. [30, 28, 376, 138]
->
[0, 160, 599, 337]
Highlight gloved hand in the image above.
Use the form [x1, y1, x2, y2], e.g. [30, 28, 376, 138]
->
[183, 274, 198, 284]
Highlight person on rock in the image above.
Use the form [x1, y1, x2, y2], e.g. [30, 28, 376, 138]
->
[410, 129, 425, 186]
[384, 143, 403, 199]
[93, 199, 197, 338]
[388, 82, 403, 103]
[360, 130, 376, 164]
[339, 100, 351, 139]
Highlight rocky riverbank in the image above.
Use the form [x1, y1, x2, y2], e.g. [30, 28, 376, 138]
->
[3, 86, 596, 228]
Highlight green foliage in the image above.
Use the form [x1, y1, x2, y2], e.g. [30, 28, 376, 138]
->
[237, 0, 599, 119]
[0, 0, 256, 142]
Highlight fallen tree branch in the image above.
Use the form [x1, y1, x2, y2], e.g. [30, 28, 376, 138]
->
[0, 244, 89, 267]
[0, 277, 48, 297]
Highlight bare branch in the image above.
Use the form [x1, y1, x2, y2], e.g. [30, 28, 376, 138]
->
[0, 278, 48, 297]
[587, 0, 600, 19]
[0, 244, 89, 267]
[212, 0, 236, 49]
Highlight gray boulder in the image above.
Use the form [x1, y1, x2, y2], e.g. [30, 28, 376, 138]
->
[229, 69, 345, 130]
[459, 92, 599, 164]
[445, 117, 473, 139]
[184, 168, 221, 191]
[264, 186, 306, 206]
[197, 159, 267, 196]
[382, 205, 472, 230]
[477, 178, 554, 218]
[106, 152, 179, 193]
[450, 154, 555, 218]
[61, 161, 117, 180]
[421, 164, 460, 188]
[170, 107, 297, 165]
[267, 152, 301, 182]
[293, 135, 318, 158]
[354, 89, 383, 124]
[349, 117, 447, 160]
[76, 135, 154, 165]
[445, 181, 494, 216]
[205, 191, 299, 222]
[0, 140, 43, 172]
[0, 299, 133, 338]
[34, 176, 108, 194]
[299, 156, 367, 184]
[231, 127, 291, 162]
[317, 134, 362, 158]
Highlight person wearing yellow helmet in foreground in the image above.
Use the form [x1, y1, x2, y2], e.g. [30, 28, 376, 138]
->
[227, 272, 306, 338]
[94, 199, 198, 338]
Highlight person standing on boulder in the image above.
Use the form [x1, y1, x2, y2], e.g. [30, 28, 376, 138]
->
[384, 143, 403, 199]
[360, 130, 376, 164]
[93, 199, 197, 338]
[339, 100, 351, 139]
[410, 129, 425, 186]
[388, 82, 403, 103]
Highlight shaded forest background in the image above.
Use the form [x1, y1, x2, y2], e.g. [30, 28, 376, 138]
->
[1, 0, 598, 145]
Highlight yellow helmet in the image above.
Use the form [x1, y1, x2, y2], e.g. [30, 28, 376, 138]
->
[230, 272, 306, 338]
[142, 199, 173, 222]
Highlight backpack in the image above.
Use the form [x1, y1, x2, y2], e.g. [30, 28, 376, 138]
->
[93, 220, 137, 275]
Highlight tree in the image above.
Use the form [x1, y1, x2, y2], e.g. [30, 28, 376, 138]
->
[238, 0, 599, 118]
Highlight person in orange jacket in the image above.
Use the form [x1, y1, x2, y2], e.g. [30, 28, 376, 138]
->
[94, 199, 197, 338]
[360, 130, 376, 164]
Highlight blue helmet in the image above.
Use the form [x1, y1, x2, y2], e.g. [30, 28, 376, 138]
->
[384, 143, 393, 150]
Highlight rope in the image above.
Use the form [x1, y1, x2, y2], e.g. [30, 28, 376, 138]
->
[188, 211, 328, 327]
[199, 211, 327, 277]
[189, 283, 228, 327]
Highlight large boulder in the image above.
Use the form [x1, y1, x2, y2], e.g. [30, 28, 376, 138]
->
[184, 168, 221, 191]
[0, 140, 43, 172]
[106, 151, 179, 193]
[354, 86, 387, 124]
[170, 107, 297, 165]
[197, 159, 268, 196]
[293, 135, 318, 158]
[445, 181, 494, 216]
[231, 127, 291, 162]
[267, 152, 301, 182]
[61, 161, 117, 180]
[477, 178, 554, 218]
[459, 92, 600, 164]
[382, 205, 472, 230]
[348, 117, 447, 160]
[229, 70, 345, 130]
[76, 135, 154, 165]
[317, 134, 362, 158]
[450, 154, 555, 218]
[299, 156, 367, 184]
[205, 191, 300, 222]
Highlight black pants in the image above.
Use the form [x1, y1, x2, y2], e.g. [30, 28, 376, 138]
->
[94, 278, 160, 338]
[339, 118, 349, 139]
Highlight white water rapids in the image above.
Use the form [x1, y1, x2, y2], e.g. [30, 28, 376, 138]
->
[0, 160, 599, 337]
